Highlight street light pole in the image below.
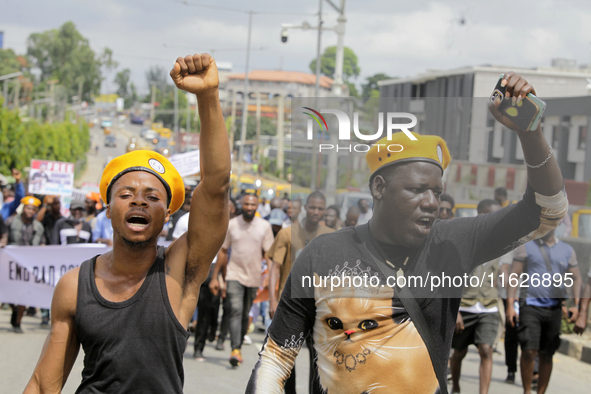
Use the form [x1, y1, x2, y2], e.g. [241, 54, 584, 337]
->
[311, 0, 323, 190]
[237, 11, 254, 187]
[325, 0, 346, 205]
[330, 0, 346, 96]
[281, 1, 346, 193]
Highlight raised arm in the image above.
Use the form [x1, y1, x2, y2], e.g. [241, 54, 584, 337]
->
[24, 268, 80, 393]
[436, 74, 568, 271]
[489, 73, 567, 242]
[166, 53, 231, 324]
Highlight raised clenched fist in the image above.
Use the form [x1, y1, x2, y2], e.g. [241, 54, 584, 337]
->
[170, 53, 219, 95]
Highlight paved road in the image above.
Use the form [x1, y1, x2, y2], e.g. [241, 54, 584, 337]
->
[79, 120, 150, 187]
[2, 307, 591, 393]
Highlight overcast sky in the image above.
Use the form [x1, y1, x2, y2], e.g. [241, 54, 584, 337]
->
[2, 0, 591, 95]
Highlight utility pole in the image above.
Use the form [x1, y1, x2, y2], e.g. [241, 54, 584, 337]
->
[256, 91, 261, 161]
[230, 89, 237, 150]
[150, 83, 156, 123]
[0, 71, 22, 108]
[328, 0, 347, 96]
[2, 81, 8, 108]
[13, 79, 20, 111]
[312, 0, 323, 190]
[324, 0, 346, 205]
[277, 94, 285, 176]
[77, 79, 84, 132]
[47, 79, 59, 123]
[186, 93, 191, 134]
[237, 10, 254, 184]
[174, 87, 179, 148]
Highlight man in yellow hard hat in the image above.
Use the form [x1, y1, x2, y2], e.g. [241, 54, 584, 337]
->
[24, 53, 231, 393]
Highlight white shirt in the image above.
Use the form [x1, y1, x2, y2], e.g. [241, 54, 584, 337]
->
[172, 212, 190, 240]
[357, 209, 373, 225]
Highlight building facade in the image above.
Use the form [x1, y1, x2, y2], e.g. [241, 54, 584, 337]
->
[378, 64, 591, 182]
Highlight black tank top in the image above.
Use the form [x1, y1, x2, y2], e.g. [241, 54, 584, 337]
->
[75, 246, 190, 393]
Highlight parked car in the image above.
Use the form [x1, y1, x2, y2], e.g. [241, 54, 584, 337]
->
[101, 119, 113, 128]
[104, 135, 117, 147]
[130, 115, 145, 125]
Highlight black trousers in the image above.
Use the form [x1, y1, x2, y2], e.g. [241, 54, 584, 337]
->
[502, 299, 519, 373]
[194, 266, 221, 353]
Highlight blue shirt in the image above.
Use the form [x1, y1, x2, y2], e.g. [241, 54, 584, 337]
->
[514, 238, 577, 307]
[0, 182, 24, 220]
[92, 210, 113, 241]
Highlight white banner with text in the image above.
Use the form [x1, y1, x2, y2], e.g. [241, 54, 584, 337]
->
[0, 244, 110, 309]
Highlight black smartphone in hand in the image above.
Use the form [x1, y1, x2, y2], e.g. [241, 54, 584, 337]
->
[491, 75, 546, 131]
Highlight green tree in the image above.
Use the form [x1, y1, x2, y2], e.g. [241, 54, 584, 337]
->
[309, 46, 360, 81]
[0, 99, 90, 174]
[26, 21, 112, 101]
[361, 73, 393, 98]
[346, 82, 359, 97]
[233, 116, 276, 142]
[125, 82, 138, 109]
[0, 49, 21, 76]
[114, 69, 131, 98]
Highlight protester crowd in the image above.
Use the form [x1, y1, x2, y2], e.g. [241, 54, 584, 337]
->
[2, 164, 591, 394]
[3, 66, 591, 394]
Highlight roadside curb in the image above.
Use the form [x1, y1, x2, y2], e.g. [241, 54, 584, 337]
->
[558, 334, 591, 364]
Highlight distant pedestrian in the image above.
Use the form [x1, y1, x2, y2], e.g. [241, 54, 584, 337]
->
[344, 206, 359, 227]
[439, 193, 455, 220]
[7, 196, 44, 333]
[53, 200, 93, 245]
[574, 266, 591, 335]
[36, 195, 62, 245]
[323, 205, 341, 230]
[507, 230, 583, 394]
[209, 194, 274, 367]
[357, 198, 373, 225]
[494, 187, 509, 208]
[450, 199, 501, 394]
[0, 169, 24, 221]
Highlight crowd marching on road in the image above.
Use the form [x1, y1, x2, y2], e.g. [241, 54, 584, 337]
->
[1, 58, 591, 394]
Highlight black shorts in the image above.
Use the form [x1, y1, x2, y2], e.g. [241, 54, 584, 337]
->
[517, 303, 562, 355]
[452, 312, 499, 350]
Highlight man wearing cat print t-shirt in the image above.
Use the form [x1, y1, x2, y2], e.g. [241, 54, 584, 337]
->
[246, 73, 568, 394]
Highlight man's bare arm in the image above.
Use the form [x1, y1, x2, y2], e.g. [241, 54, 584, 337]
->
[209, 247, 228, 296]
[567, 265, 583, 323]
[24, 268, 80, 393]
[506, 260, 524, 328]
[166, 53, 231, 324]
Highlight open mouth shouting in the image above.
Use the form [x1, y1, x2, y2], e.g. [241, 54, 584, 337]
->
[415, 216, 435, 235]
[125, 211, 151, 231]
